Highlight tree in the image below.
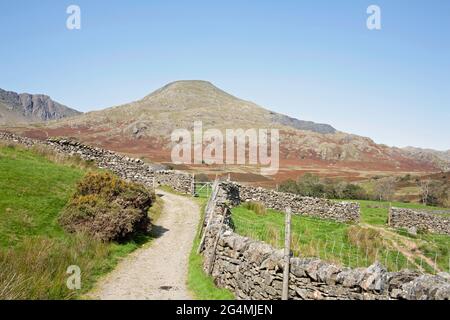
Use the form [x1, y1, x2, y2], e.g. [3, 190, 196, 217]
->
[419, 179, 431, 205]
[334, 181, 348, 199]
[278, 179, 298, 194]
[426, 181, 449, 206]
[342, 184, 368, 200]
[373, 177, 396, 201]
[297, 173, 325, 198]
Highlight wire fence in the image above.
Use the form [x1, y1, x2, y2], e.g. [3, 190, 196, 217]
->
[194, 182, 212, 199]
[230, 206, 450, 274]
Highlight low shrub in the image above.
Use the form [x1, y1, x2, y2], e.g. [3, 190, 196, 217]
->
[243, 201, 267, 215]
[59, 172, 154, 242]
[346, 225, 383, 258]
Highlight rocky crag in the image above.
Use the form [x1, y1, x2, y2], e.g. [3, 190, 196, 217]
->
[0, 88, 81, 125]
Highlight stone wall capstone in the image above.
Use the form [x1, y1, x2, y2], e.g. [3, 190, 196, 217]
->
[389, 207, 450, 235]
[218, 182, 360, 223]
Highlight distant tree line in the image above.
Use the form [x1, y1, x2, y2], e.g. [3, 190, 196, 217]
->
[278, 173, 450, 207]
[278, 173, 369, 200]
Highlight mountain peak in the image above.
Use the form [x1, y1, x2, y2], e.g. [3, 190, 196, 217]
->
[136, 80, 337, 134]
[142, 80, 238, 102]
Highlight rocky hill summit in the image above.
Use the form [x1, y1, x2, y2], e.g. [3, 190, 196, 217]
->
[0, 88, 81, 125]
[58, 80, 335, 136]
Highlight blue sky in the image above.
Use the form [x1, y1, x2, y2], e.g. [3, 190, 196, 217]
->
[0, 0, 449, 150]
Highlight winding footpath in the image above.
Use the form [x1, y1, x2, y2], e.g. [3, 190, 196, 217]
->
[88, 190, 200, 300]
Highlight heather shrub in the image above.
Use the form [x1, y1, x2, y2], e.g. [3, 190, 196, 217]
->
[59, 172, 153, 241]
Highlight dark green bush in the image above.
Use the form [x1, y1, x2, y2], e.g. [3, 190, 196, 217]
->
[59, 172, 153, 242]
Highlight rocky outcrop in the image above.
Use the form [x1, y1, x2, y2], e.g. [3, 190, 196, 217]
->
[0, 132, 194, 194]
[389, 207, 450, 235]
[218, 182, 360, 223]
[269, 113, 336, 134]
[0, 88, 81, 124]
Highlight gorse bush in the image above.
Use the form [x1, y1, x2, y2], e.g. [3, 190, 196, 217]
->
[59, 172, 154, 242]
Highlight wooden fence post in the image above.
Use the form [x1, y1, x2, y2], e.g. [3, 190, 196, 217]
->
[282, 207, 292, 300]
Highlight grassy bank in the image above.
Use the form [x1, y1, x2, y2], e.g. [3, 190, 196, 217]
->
[0, 144, 158, 299]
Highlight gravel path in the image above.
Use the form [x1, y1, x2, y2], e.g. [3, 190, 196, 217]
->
[88, 190, 200, 300]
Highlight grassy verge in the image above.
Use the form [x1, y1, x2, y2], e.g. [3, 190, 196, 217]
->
[157, 185, 187, 196]
[186, 190, 234, 300]
[187, 231, 235, 299]
[0, 144, 160, 299]
[149, 195, 164, 226]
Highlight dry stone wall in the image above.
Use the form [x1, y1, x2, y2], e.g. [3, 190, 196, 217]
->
[201, 203, 450, 300]
[389, 207, 450, 235]
[153, 170, 194, 194]
[0, 131, 194, 194]
[218, 182, 360, 223]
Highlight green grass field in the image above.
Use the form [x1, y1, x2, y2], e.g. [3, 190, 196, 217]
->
[231, 199, 450, 273]
[0, 144, 158, 299]
[357, 199, 449, 225]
